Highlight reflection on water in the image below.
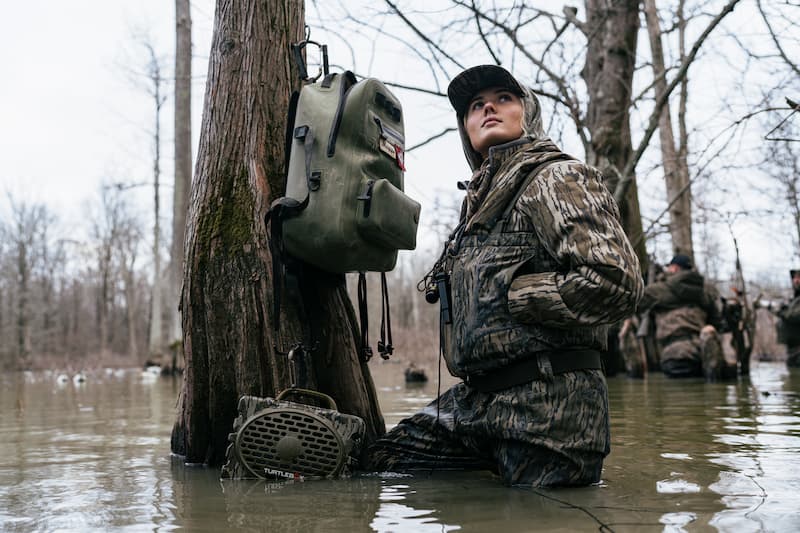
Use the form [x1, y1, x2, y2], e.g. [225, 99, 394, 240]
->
[1, 362, 799, 532]
[372, 482, 459, 533]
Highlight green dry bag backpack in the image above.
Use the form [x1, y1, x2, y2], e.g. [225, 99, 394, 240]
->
[274, 70, 420, 273]
[268, 56, 421, 361]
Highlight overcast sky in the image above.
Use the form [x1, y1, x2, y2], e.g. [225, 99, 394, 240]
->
[0, 1, 796, 287]
[0, 1, 215, 235]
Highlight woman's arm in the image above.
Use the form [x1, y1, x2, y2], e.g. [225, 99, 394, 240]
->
[507, 160, 643, 328]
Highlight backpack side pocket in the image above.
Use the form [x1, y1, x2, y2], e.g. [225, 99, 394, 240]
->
[356, 177, 420, 250]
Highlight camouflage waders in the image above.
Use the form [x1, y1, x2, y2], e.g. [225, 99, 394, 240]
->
[658, 327, 735, 380]
[367, 369, 609, 487]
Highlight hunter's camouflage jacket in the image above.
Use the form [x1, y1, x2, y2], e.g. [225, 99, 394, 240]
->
[778, 286, 800, 347]
[779, 288, 800, 325]
[439, 84, 643, 378]
[638, 270, 721, 344]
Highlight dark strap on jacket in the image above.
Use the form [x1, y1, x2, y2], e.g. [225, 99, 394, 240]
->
[464, 349, 603, 393]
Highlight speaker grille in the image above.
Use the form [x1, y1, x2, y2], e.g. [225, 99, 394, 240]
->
[235, 408, 344, 479]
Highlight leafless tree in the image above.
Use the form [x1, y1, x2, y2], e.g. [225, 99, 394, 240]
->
[762, 115, 800, 261]
[136, 40, 169, 362]
[114, 199, 146, 360]
[114, 31, 173, 362]
[89, 187, 125, 357]
[170, 0, 193, 369]
[33, 223, 66, 357]
[643, 0, 694, 260]
[83, 185, 149, 364]
[0, 187, 152, 368]
[756, 0, 800, 261]
[4, 196, 53, 369]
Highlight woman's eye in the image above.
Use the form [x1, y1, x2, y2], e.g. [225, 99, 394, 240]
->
[471, 101, 484, 111]
[499, 94, 512, 102]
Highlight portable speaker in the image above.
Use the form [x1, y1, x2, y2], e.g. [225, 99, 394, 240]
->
[221, 390, 366, 480]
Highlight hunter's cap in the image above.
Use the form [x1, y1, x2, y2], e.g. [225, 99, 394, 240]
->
[447, 65, 525, 117]
[669, 254, 693, 270]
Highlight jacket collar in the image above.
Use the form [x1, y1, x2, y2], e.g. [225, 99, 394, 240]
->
[484, 136, 535, 173]
[463, 136, 569, 233]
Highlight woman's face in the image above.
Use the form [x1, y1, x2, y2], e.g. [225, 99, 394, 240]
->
[464, 86, 524, 158]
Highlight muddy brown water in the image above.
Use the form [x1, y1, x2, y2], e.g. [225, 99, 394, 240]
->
[1, 361, 799, 532]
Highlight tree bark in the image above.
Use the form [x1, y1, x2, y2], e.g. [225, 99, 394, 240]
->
[170, 0, 192, 360]
[16, 240, 30, 367]
[644, 0, 694, 260]
[146, 43, 166, 361]
[98, 243, 111, 357]
[172, 0, 385, 466]
[123, 267, 139, 360]
[582, 0, 647, 269]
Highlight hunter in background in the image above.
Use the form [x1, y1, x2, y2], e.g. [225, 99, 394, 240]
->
[776, 269, 800, 368]
[634, 254, 737, 381]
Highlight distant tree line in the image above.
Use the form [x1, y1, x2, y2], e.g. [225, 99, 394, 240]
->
[0, 190, 150, 370]
[0, 1, 195, 373]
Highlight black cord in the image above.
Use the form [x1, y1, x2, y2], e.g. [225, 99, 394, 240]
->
[530, 488, 615, 532]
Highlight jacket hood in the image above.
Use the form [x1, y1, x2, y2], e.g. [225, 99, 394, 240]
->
[666, 270, 706, 306]
[456, 83, 548, 171]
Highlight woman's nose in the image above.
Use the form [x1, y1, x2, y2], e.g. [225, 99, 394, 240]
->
[483, 100, 496, 114]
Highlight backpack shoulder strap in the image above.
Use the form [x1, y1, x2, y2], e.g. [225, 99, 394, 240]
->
[499, 154, 574, 223]
[326, 71, 358, 157]
[267, 88, 307, 339]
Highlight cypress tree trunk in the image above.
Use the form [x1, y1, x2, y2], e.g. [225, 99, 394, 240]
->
[171, 0, 385, 466]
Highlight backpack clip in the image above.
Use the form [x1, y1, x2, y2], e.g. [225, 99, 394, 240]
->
[292, 29, 329, 83]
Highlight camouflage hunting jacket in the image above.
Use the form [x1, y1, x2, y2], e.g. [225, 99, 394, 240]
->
[639, 270, 721, 344]
[780, 293, 800, 324]
[439, 136, 643, 378]
[778, 292, 800, 347]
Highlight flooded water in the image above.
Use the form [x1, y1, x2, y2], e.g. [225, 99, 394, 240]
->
[1, 362, 799, 532]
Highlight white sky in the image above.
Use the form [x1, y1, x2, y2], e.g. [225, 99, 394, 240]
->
[0, 1, 797, 290]
[0, 0, 216, 238]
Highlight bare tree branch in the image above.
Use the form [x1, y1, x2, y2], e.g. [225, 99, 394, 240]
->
[472, 0, 501, 65]
[757, 0, 800, 79]
[407, 127, 458, 152]
[562, 5, 585, 35]
[384, 0, 465, 69]
[453, 0, 589, 149]
[613, 0, 742, 204]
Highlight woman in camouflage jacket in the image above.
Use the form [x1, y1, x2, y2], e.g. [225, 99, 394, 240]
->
[367, 65, 643, 487]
